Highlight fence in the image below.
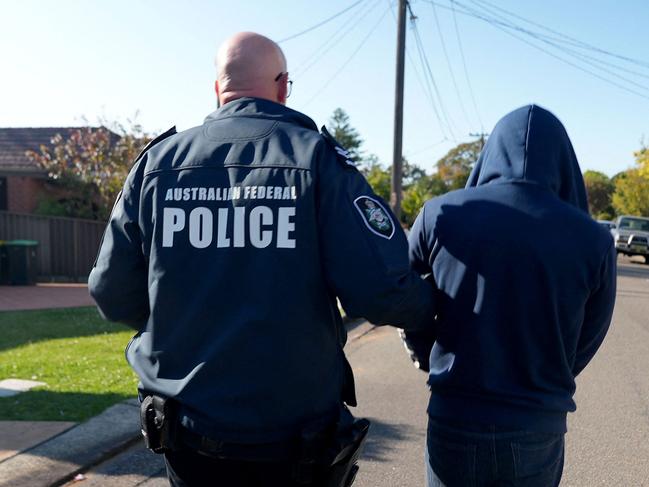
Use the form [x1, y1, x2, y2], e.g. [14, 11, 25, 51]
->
[0, 211, 106, 281]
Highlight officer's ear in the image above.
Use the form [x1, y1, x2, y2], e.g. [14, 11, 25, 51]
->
[276, 76, 288, 106]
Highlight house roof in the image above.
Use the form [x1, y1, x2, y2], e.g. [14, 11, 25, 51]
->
[0, 127, 120, 176]
[0, 127, 81, 175]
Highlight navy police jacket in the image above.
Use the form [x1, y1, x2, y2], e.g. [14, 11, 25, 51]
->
[405, 105, 616, 433]
[89, 98, 435, 443]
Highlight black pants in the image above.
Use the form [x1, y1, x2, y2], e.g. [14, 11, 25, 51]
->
[164, 448, 306, 487]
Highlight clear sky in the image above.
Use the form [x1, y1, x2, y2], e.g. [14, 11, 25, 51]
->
[2, 0, 648, 177]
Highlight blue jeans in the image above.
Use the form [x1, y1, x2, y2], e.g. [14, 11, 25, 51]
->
[426, 418, 564, 487]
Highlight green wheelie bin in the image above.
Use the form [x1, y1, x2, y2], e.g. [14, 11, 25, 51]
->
[0, 241, 8, 285]
[5, 240, 39, 285]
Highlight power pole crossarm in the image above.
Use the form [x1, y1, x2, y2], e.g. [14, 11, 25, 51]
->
[391, 0, 407, 221]
[469, 132, 489, 150]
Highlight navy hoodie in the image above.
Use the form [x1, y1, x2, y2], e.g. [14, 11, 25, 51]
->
[407, 105, 616, 433]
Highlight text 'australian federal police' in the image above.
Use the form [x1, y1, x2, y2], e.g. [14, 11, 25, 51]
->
[162, 185, 297, 249]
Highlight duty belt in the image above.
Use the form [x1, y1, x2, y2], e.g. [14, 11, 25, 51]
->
[179, 425, 299, 462]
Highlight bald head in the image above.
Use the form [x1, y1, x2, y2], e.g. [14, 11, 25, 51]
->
[215, 32, 288, 106]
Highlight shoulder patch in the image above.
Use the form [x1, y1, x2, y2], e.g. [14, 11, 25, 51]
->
[354, 196, 395, 239]
[133, 125, 177, 164]
[320, 125, 356, 168]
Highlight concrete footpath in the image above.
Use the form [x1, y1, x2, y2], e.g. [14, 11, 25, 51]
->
[0, 284, 94, 311]
[0, 400, 142, 487]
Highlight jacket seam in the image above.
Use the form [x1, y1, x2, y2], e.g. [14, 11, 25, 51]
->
[421, 203, 431, 270]
[205, 113, 318, 132]
[523, 105, 534, 179]
[143, 164, 311, 178]
[202, 120, 279, 142]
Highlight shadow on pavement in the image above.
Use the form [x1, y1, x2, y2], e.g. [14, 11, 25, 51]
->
[362, 417, 421, 462]
[617, 264, 649, 279]
[67, 442, 167, 486]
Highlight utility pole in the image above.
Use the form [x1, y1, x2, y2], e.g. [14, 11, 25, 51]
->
[391, 0, 408, 220]
[470, 132, 489, 150]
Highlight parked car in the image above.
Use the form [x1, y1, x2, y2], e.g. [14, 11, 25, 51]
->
[612, 215, 649, 264]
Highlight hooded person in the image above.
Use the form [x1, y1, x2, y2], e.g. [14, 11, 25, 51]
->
[405, 105, 616, 487]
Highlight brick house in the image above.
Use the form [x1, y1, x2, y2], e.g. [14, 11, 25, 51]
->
[0, 128, 82, 213]
[0, 127, 122, 214]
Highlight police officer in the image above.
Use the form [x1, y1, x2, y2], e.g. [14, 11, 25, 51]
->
[89, 32, 435, 487]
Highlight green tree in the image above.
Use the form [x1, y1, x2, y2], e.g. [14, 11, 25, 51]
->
[361, 156, 442, 226]
[329, 108, 363, 163]
[583, 170, 615, 220]
[26, 119, 151, 220]
[636, 145, 649, 178]
[401, 173, 448, 227]
[402, 158, 427, 187]
[436, 139, 482, 190]
[612, 169, 649, 216]
[361, 156, 391, 202]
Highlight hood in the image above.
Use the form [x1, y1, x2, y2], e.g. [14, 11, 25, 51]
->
[466, 105, 588, 212]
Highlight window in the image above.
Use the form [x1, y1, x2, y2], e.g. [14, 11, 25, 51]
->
[619, 217, 649, 233]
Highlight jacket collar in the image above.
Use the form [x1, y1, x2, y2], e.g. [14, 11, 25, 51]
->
[204, 97, 318, 132]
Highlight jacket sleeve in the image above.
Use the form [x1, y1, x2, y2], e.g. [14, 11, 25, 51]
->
[315, 140, 435, 330]
[88, 161, 149, 330]
[572, 240, 617, 376]
[400, 206, 438, 371]
[408, 204, 434, 275]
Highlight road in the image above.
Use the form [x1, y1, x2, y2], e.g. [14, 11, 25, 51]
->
[69, 257, 649, 486]
[562, 257, 649, 486]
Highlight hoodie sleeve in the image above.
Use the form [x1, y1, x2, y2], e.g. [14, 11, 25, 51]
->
[572, 241, 617, 376]
[88, 161, 149, 330]
[315, 139, 435, 331]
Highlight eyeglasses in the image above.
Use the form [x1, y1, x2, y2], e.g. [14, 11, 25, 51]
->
[274, 72, 293, 98]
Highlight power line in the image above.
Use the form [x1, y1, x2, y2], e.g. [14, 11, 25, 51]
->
[469, 0, 649, 70]
[535, 37, 649, 93]
[453, 0, 649, 100]
[278, 0, 367, 43]
[484, 21, 649, 101]
[450, 0, 484, 130]
[303, 4, 392, 106]
[553, 43, 649, 82]
[429, 1, 472, 128]
[463, 0, 649, 92]
[404, 138, 447, 158]
[430, 0, 649, 102]
[292, 0, 379, 78]
[412, 23, 456, 139]
[388, 0, 448, 138]
[410, 20, 449, 139]
[411, 18, 458, 139]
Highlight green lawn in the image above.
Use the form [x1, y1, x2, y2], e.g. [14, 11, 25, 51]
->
[0, 307, 138, 422]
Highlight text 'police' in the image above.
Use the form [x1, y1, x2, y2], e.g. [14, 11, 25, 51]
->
[162, 206, 296, 249]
